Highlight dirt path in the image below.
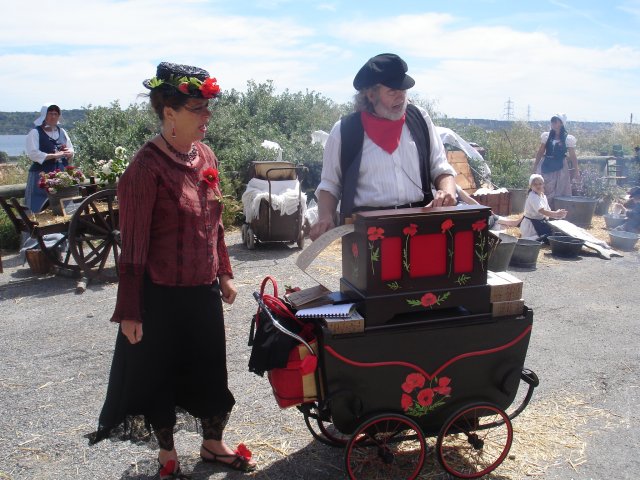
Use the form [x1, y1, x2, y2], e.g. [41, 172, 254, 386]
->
[0, 230, 638, 479]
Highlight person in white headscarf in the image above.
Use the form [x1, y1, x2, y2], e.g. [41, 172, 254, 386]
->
[532, 113, 578, 209]
[520, 174, 567, 241]
[24, 104, 75, 212]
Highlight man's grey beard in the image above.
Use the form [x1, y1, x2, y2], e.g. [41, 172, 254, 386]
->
[373, 96, 408, 121]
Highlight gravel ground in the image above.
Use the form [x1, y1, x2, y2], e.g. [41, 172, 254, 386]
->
[0, 229, 638, 480]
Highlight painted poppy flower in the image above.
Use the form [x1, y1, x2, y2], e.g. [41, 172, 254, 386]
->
[420, 293, 438, 307]
[367, 226, 385, 241]
[200, 77, 221, 98]
[352, 242, 359, 258]
[402, 372, 426, 393]
[472, 219, 487, 232]
[441, 219, 454, 233]
[401, 393, 413, 411]
[403, 223, 418, 236]
[433, 377, 452, 396]
[202, 167, 219, 188]
[417, 388, 434, 407]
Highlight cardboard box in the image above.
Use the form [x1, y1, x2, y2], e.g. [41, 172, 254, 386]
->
[487, 271, 523, 302]
[324, 311, 365, 335]
[492, 298, 525, 317]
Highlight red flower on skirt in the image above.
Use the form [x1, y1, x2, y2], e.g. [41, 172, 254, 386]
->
[351, 242, 359, 258]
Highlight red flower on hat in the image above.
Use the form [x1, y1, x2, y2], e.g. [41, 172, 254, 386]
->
[200, 77, 221, 98]
[178, 82, 190, 94]
[202, 167, 219, 188]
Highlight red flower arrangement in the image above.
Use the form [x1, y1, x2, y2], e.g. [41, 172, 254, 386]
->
[400, 372, 453, 417]
[148, 75, 221, 99]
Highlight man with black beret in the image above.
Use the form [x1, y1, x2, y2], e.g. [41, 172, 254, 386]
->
[310, 53, 457, 240]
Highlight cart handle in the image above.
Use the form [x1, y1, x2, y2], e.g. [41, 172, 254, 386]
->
[253, 291, 316, 355]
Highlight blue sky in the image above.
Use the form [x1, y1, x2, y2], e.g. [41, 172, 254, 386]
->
[1, 0, 639, 122]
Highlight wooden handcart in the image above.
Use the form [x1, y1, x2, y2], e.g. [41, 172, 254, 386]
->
[0, 187, 120, 286]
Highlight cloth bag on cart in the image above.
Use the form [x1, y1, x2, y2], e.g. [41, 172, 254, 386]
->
[248, 276, 318, 408]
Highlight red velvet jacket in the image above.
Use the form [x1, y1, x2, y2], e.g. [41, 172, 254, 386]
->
[111, 141, 233, 323]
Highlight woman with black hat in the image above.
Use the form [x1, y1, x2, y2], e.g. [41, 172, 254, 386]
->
[89, 62, 256, 477]
[24, 104, 75, 212]
[532, 113, 579, 209]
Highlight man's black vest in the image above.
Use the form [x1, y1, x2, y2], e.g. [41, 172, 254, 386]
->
[339, 103, 433, 217]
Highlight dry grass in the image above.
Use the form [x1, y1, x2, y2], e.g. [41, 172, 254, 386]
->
[413, 392, 621, 479]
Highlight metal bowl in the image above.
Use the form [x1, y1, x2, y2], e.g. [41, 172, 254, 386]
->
[608, 230, 639, 251]
[547, 235, 585, 258]
[603, 214, 627, 229]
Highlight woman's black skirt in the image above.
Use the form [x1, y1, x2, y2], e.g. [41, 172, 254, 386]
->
[89, 278, 235, 445]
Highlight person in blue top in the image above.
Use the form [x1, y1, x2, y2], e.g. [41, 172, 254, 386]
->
[24, 104, 75, 212]
[532, 113, 579, 209]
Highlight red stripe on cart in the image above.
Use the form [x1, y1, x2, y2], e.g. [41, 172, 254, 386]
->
[324, 324, 532, 381]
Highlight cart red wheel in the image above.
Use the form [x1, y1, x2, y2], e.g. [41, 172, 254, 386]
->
[246, 227, 256, 250]
[436, 403, 512, 479]
[345, 413, 426, 480]
[297, 229, 305, 249]
[68, 189, 120, 280]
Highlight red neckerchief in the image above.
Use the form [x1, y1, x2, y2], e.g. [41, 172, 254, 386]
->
[361, 111, 406, 154]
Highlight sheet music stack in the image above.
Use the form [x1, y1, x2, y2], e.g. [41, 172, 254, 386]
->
[295, 303, 364, 335]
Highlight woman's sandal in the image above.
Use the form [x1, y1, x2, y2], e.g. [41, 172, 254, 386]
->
[200, 444, 257, 473]
[158, 459, 191, 479]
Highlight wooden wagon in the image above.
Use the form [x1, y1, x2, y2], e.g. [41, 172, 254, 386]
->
[0, 187, 120, 286]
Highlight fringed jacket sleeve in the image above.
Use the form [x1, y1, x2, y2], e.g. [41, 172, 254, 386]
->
[110, 153, 157, 323]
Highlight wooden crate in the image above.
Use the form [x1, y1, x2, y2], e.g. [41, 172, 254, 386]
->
[447, 150, 476, 192]
[470, 191, 511, 216]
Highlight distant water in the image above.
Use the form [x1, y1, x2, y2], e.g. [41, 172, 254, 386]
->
[0, 135, 27, 156]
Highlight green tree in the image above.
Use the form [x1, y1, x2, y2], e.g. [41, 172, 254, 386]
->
[72, 101, 156, 175]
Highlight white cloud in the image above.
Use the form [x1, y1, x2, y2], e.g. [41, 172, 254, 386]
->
[0, 2, 638, 122]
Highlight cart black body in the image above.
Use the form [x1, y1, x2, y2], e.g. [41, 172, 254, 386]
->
[253, 204, 539, 479]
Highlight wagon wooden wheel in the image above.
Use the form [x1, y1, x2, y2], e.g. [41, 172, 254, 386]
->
[68, 189, 120, 280]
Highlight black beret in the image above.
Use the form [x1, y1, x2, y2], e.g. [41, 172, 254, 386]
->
[353, 53, 415, 91]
